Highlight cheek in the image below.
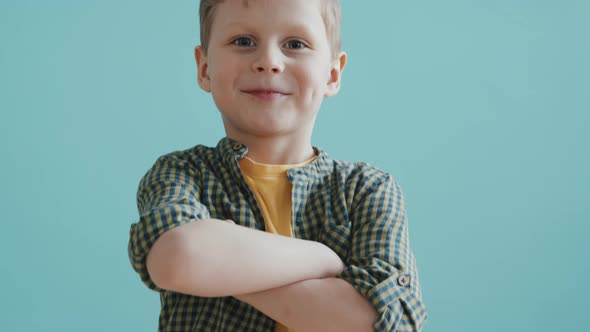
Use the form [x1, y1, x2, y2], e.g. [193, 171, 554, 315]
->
[209, 55, 240, 84]
[210, 68, 238, 103]
[294, 65, 329, 102]
[211, 67, 232, 86]
[293, 66, 318, 89]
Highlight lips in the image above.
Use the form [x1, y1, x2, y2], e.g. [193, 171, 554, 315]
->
[243, 89, 287, 94]
[242, 89, 290, 100]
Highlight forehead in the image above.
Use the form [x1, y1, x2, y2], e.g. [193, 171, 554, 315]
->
[210, 0, 326, 37]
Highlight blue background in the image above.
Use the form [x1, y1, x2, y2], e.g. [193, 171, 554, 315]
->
[1, 0, 588, 331]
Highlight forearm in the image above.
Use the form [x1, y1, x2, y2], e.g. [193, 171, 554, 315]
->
[236, 277, 377, 332]
[147, 219, 343, 297]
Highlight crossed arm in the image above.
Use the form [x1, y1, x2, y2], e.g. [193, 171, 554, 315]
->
[234, 276, 377, 332]
[146, 218, 377, 332]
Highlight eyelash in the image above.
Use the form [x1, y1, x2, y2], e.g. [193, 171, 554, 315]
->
[231, 36, 308, 50]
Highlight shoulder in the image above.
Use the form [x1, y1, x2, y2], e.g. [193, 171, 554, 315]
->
[147, 143, 218, 170]
[327, 157, 398, 193]
[137, 143, 220, 188]
[325, 157, 405, 215]
[320, 153, 405, 209]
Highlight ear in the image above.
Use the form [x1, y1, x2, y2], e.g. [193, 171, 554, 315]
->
[324, 51, 347, 98]
[194, 45, 211, 92]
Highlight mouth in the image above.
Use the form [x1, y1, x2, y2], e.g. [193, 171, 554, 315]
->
[242, 89, 290, 101]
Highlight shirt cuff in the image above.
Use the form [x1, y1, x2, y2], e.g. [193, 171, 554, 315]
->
[337, 265, 428, 331]
[128, 205, 211, 292]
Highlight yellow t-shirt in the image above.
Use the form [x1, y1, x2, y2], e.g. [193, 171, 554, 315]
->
[238, 152, 318, 332]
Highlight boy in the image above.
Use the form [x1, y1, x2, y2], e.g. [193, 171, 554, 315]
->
[128, 0, 428, 331]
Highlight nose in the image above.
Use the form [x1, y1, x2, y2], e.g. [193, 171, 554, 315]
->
[251, 45, 284, 74]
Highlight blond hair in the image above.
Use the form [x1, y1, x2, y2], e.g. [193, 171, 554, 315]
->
[199, 0, 341, 58]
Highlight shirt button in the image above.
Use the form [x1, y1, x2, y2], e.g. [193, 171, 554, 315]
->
[397, 275, 411, 287]
[232, 144, 243, 151]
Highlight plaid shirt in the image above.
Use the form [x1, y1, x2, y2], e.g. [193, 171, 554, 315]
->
[128, 137, 428, 331]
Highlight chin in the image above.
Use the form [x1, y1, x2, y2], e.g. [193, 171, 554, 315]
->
[244, 124, 295, 137]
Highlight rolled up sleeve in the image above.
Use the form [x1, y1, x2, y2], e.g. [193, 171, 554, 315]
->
[127, 154, 210, 292]
[337, 173, 428, 331]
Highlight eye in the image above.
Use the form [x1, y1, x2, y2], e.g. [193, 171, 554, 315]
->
[284, 40, 307, 50]
[232, 36, 256, 47]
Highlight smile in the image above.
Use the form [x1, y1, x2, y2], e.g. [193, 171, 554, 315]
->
[242, 90, 290, 101]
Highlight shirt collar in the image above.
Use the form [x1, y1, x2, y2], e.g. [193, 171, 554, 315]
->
[215, 136, 333, 180]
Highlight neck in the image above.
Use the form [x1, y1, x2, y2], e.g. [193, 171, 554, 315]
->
[226, 133, 316, 165]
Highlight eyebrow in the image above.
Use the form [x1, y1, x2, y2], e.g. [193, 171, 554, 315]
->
[222, 22, 319, 39]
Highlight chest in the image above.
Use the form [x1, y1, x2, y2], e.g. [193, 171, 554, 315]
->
[198, 170, 353, 260]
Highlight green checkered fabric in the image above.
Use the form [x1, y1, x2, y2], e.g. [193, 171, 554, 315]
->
[128, 137, 427, 331]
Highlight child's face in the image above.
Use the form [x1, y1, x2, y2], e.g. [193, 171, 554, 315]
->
[195, 0, 345, 139]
